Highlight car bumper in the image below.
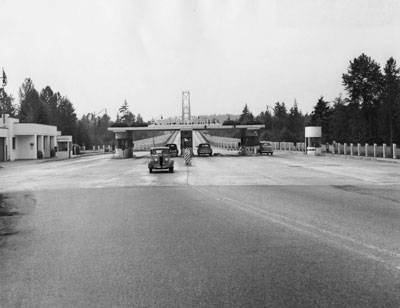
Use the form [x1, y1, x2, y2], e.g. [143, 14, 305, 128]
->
[148, 162, 174, 169]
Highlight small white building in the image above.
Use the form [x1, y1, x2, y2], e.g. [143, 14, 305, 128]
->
[0, 114, 73, 161]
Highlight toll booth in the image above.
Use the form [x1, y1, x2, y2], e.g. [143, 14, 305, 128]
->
[240, 129, 259, 155]
[180, 129, 193, 155]
[240, 128, 258, 146]
[305, 126, 322, 155]
[115, 131, 134, 158]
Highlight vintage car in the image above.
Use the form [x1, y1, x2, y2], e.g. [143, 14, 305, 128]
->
[258, 141, 274, 155]
[197, 143, 213, 156]
[148, 147, 174, 173]
[165, 143, 179, 157]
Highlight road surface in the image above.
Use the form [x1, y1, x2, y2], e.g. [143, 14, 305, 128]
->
[1, 149, 400, 307]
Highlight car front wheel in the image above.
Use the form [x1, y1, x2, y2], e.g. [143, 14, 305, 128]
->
[149, 168, 153, 173]
[169, 167, 174, 173]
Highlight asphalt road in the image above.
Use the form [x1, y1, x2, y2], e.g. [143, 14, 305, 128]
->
[1, 151, 400, 307]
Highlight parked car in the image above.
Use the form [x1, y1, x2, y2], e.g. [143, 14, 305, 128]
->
[148, 147, 174, 173]
[165, 143, 179, 157]
[197, 143, 213, 156]
[258, 141, 274, 155]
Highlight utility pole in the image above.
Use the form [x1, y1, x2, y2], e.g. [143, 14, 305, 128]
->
[0, 68, 7, 113]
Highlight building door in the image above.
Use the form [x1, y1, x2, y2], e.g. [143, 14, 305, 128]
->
[0, 138, 5, 162]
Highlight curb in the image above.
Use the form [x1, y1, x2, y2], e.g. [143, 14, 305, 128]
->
[322, 153, 400, 164]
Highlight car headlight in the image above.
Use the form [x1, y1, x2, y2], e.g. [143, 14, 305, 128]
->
[164, 157, 169, 162]
[152, 157, 158, 162]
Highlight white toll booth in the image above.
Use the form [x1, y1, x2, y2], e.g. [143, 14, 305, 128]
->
[57, 135, 73, 159]
[305, 126, 322, 155]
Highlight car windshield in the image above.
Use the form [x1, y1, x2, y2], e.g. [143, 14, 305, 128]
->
[168, 145, 177, 149]
[151, 149, 169, 154]
[200, 144, 210, 147]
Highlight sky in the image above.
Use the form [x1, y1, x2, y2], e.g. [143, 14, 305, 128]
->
[1, 0, 400, 121]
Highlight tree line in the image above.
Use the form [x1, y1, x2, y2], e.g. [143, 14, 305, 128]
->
[0, 78, 147, 147]
[229, 54, 400, 145]
[1, 53, 399, 147]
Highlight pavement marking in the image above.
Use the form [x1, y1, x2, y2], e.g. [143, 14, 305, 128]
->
[192, 185, 400, 271]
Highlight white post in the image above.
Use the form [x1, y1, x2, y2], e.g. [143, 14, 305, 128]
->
[357, 143, 361, 156]
[344, 143, 347, 155]
[338, 143, 341, 154]
[383, 143, 386, 158]
[374, 143, 377, 157]
[365, 143, 368, 157]
[350, 143, 353, 155]
[393, 144, 397, 159]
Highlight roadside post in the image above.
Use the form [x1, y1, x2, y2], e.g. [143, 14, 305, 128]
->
[184, 148, 191, 166]
[184, 147, 191, 186]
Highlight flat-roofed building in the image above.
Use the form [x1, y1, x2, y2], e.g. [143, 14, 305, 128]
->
[0, 114, 72, 161]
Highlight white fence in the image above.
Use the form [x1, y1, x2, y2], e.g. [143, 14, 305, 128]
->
[327, 142, 398, 159]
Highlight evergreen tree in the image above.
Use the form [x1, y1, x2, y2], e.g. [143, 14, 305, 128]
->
[239, 104, 254, 124]
[273, 102, 288, 141]
[310, 96, 332, 142]
[382, 57, 400, 145]
[119, 100, 135, 124]
[40, 86, 59, 126]
[57, 96, 77, 136]
[342, 53, 384, 142]
[0, 90, 16, 116]
[330, 95, 349, 143]
[287, 101, 305, 142]
[18, 78, 48, 123]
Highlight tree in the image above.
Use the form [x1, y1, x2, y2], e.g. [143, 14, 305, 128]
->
[40, 86, 59, 126]
[18, 78, 48, 124]
[119, 100, 135, 124]
[381, 57, 400, 146]
[342, 54, 384, 142]
[310, 96, 332, 142]
[75, 119, 91, 147]
[287, 101, 305, 142]
[57, 96, 77, 136]
[273, 102, 288, 141]
[239, 104, 255, 124]
[136, 113, 144, 124]
[330, 95, 350, 143]
[0, 90, 17, 116]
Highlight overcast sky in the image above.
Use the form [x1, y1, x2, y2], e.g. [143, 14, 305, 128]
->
[1, 0, 400, 121]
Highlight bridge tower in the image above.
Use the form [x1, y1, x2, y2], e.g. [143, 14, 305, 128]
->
[181, 91, 191, 123]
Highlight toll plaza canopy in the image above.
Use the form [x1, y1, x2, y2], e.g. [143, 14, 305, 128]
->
[108, 123, 265, 158]
[108, 123, 265, 133]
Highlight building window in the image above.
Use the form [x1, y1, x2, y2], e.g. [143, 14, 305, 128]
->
[12, 137, 16, 150]
[58, 142, 68, 151]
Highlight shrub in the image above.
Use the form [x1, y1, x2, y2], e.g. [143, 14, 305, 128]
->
[37, 150, 43, 159]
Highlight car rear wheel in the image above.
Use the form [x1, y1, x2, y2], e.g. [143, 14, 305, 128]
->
[149, 168, 153, 173]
